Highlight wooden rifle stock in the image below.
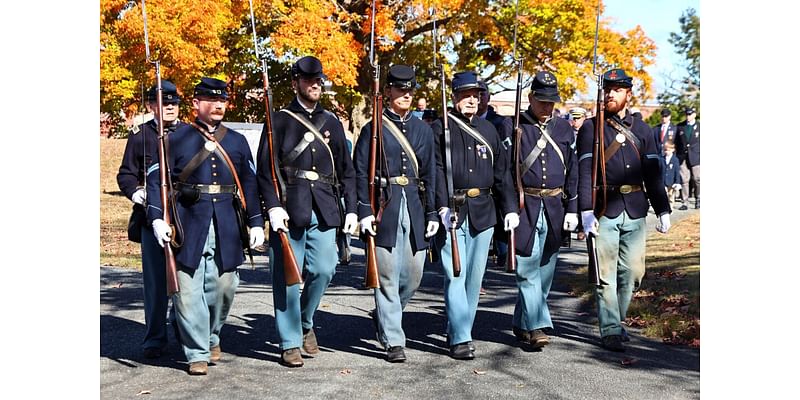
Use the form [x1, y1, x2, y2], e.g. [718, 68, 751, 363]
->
[260, 64, 302, 286]
[364, 64, 381, 289]
[154, 75, 180, 296]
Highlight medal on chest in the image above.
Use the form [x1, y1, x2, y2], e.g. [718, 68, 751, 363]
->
[322, 130, 331, 144]
[477, 144, 488, 159]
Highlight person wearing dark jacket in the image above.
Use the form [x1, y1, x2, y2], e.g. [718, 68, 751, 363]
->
[577, 69, 671, 352]
[431, 71, 517, 360]
[256, 56, 358, 368]
[355, 65, 439, 363]
[674, 107, 700, 209]
[147, 77, 265, 375]
[116, 80, 184, 360]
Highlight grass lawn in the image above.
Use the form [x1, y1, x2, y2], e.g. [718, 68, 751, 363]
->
[562, 213, 700, 347]
[100, 138, 143, 269]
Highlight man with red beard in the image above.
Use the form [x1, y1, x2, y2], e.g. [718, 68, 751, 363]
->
[576, 69, 671, 352]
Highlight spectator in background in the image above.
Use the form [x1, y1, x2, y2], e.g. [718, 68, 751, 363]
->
[653, 108, 677, 154]
[661, 140, 682, 206]
[675, 107, 700, 210]
[411, 97, 427, 120]
[422, 109, 438, 125]
[568, 107, 587, 144]
[629, 107, 642, 120]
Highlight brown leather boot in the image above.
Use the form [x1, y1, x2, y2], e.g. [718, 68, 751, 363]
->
[530, 329, 550, 349]
[302, 328, 320, 354]
[188, 361, 208, 375]
[280, 348, 304, 368]
[210, 345, 221, 362]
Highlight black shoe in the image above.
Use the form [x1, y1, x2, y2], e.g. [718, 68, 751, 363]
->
[512, 327, 531, 342]
[143, 347, 162, 359]
[601, 335, 625, 352]
[449, 343, 475, 360]
[386, 346, 407, 363]
[678, 204, 688, 211]
[695, 200, 700, 209]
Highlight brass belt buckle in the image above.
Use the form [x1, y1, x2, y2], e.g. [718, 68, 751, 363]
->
[396, 176, 409, 186]
[305, 171, 319, 181]
[467, 188, 481, 198]
[208, 185, 220, 194]
[619, 185, 632, 194]
[540, 189, 552, 197]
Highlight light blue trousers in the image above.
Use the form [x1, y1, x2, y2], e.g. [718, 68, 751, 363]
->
[271, 210, 337, 350]
[593, 211, 646, 337]
[374, 191, 425, 348]
[513, 204, 559, 331]
[140, 225, 169, 351]
[173, 220, 239, 363]
[440, 215, 494, 346]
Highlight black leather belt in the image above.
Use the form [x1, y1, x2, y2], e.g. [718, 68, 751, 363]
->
[605, 184, 642, 194]
[376, 176, 419, 187]
[174, 182, 237, 194]
[454, 187, 491, 198]
[523, 187, 563, 197]
[283, 167, 336, 186]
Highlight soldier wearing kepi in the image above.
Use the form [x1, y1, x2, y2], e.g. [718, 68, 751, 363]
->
[432, 71, 517, 360]
[674, 107, 700, 210]
[355, 65, 439, 363]
[116, 80, 185, 359]
[147, 77, 266, 375]
[257, 56, 358, 368]
[504, 71, 578, 350]
[577, 69, 671, 352]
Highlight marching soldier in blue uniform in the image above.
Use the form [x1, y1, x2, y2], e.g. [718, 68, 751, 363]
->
[116, 80, 185, 359]
[504, 71, 578, 350]
[432, 71, 517, 360]
[147, 77, 266, 375]
[256, 56, 358, 368]
[577, 69, 671, 352]
[675, 107, 700, 209]
[355, 65, 439, 363]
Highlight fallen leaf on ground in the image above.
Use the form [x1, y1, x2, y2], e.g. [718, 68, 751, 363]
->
[621, 358, 638, 366]
[136, 390, 151, 396]
[473, 369, 487, 375]
[339, 369, 351, 375]
[114, 283, 123, 288]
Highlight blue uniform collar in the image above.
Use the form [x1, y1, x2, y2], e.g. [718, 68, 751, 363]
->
[450, 110, 477, 126]
[383, 108, 412, 123]
[288, 97, 324, 115]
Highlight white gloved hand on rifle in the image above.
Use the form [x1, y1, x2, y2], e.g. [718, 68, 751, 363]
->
[359, 215, 377, 236]
[563, 213, 579, 231]
[503, 212, 519, 231]
[152, 219, 172, 248]
[581, 211, 599, 236]
[131, 188, 146, 205]
[425, 221, 439, 238]
[343, 213, 358, 235]
[249, 226, 265, 249]
[438, 207, 455, 230]
[268, 207, 290, 233]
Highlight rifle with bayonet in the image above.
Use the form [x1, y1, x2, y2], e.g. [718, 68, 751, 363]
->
[507, 0, 523, 273]
[141, 0, 179, 296]
[363, 0, 382, 289]
[587, 1, 605, 287]
[433, 9, 461, 278]
[248, 0, 302, 285]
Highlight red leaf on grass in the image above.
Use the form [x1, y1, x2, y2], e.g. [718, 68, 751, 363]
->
[621, 358, 638, 366]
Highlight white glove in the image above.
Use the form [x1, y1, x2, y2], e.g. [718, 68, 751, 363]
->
[671, 184, 682, 190]
[503, 213, 520, 231]
[359, 215, 377, 236]
[131, 188, 146, 205]
[563, 213, 579, 231]
[438, 207, 455, 230]
[249, 226, 265, 249]
[581, 211, 599, 236]
[268, 207, 290, 233]
[343, 213, 358, 235]
[425, 221, 439, 238]
[656, 213, 671, 234]
[152, 219, 172, 248]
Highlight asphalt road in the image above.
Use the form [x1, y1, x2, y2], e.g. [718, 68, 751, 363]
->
[100, 209, 699, 399]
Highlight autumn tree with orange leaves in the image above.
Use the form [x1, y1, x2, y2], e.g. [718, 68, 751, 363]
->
[100, 0, 656, 135]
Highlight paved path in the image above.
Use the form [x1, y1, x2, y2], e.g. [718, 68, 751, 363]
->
[100, 209, 699, 399]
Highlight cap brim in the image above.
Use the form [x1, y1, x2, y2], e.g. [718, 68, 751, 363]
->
[453, 83, 482, 92]
[533, 93, 562, 103]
